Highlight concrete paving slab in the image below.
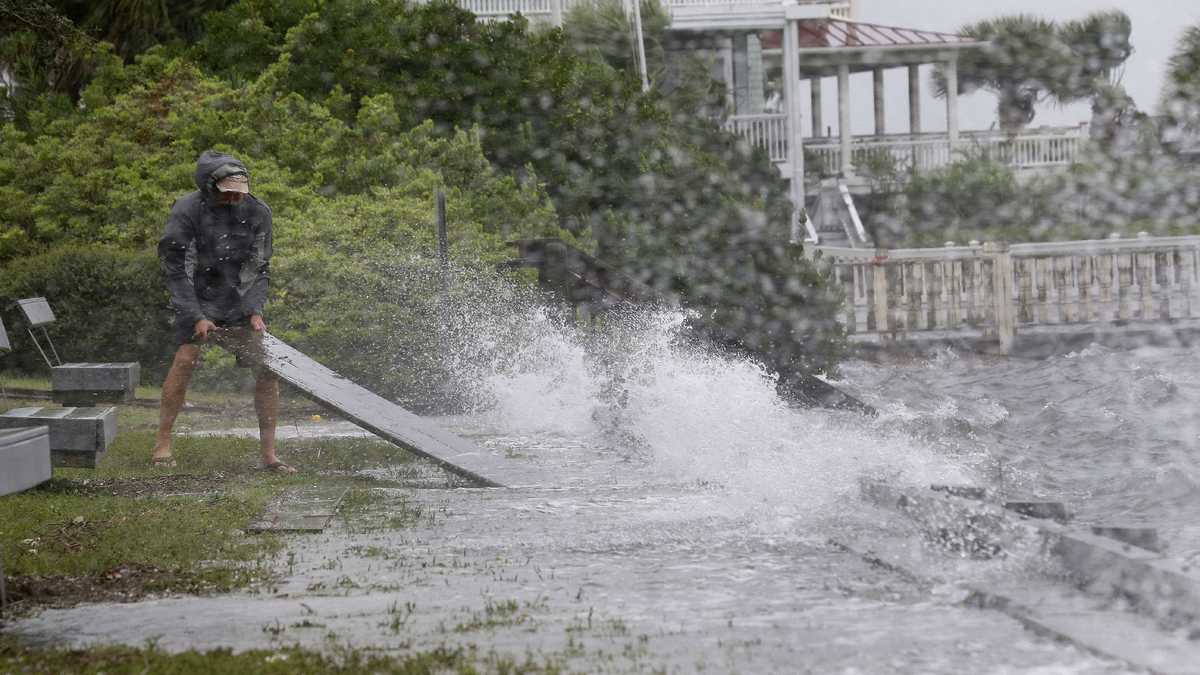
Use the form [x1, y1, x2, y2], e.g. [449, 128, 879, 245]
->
[0, 406, 116, 468]
[52, 362, 140, 404]
[0, 426, 52, 496]
[246, 487, 348, 533]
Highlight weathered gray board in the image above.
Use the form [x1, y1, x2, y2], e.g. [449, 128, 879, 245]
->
[247, 487, 348, 533]
[240, 333, 541, 488]
[0, 407, 116, 468]
[0, 315, 10, 352]
[0, 426, 52, 496]
[52, 362, 140, 405]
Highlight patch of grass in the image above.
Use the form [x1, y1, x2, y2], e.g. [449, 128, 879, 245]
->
[0, 423, 425, 612]
[455, 598, 529, 633]
[0, 637, 533, 674]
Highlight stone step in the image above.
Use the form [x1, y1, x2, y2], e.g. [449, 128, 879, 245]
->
[0, 407, 116, 468]
[52, 362, 140, 405]
[0, 426, 52, 495]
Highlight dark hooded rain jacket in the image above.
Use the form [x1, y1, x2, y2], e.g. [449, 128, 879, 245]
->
[158, 151, 273, 327]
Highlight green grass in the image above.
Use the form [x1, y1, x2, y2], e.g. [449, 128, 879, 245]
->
[0, 637, 570, 674]
[0, 395, 425, 612]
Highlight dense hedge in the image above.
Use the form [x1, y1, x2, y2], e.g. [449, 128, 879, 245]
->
[0, 245, 174, 376]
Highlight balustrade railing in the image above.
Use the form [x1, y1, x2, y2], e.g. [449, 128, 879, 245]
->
[816, 235, 1200, 352]
[438, 0, 849, 21]
[723, 114, 789, 163]
[804, 129, 1086, 175]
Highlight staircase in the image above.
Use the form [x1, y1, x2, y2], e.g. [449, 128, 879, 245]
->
[808, 179, 871, 249]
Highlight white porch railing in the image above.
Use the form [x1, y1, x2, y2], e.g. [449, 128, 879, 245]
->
[456, 0, 553, 16]
[815, 234, 1200, 353]
[723, 114, 789, 162]
[440, 0, 849, 22]
[803, 128, 1088, 175]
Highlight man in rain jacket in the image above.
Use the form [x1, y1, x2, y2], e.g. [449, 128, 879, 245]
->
[151, 150, 296, 473]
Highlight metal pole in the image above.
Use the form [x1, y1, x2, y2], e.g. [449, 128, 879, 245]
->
[436, 190, 450, 363]
[632, 0, 649, 92]
[436, 190, 449, 285]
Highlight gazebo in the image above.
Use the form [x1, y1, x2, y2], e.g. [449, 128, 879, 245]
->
[770, 15, 985, 239]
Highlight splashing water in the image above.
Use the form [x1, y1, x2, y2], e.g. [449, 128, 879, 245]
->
[450, 303, 969, 523]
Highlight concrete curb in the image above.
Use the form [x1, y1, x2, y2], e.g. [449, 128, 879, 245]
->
[860, 480, 1200, 627]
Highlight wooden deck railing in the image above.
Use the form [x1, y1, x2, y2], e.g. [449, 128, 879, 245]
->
[438, 0, 849, 22]
[804, 127, 1087, 175]
[816, 235, 1200, 352]
[723, 114, 789, 163]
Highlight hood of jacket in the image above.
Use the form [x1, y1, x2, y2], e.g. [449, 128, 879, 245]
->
[193, 150, 249, 195]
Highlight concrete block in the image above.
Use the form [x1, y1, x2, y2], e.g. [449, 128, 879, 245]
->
[1005, 500, 1071, 523]
[1091, 526, 1163, 553]
[15, 297, 55, 328]
[0, 426, 52, 495]
[930, 484, 988, 500]
[52, 362, 140, 404]
[0, 407, 116, 468]
[861, 480, 1200, 626]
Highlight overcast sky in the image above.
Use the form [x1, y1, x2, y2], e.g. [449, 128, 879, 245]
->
[821, 0, 1200, 135]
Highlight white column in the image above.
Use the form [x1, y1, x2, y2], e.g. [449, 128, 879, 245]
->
[872, 67, 885, 137]
[722, 38, 735, 111]
[811, 78, 824, 137]
[551, 0, 563, 27]
[945, 58, 959, 151]
[838, 63, 852, 176]
[748, 33, 765, 113]
[908, 64, 921, 134]
[784, 21, 806, 243]
[733, 34, 750, 114]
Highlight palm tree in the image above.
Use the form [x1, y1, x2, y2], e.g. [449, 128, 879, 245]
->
[1161, 25, 1200, 140]
[933, 11, 1132, 133]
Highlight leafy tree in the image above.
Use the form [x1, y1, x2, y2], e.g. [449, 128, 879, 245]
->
[935, 11, 1133, 132]
[1162, 24, 1200, 144]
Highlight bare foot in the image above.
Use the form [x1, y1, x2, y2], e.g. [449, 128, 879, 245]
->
[260, 460, 297, 474]
[151, 445, 176, 468]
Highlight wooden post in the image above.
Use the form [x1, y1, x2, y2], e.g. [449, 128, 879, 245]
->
[871, 251, 890, 335]
[944, 59, 960, 153]
[838, 63, 852, 176]
[1016, 258, 1033, 324]
[989, 243, 1015, 354]
[1137, 252, 1156, 320]
[907, 64, 921, 134]
[873, 67, 886, 137]
[1116, 253, 1133, 322]
[811, 78, 824, 137]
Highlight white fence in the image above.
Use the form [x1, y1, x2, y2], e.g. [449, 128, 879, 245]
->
[816, 235, 1200, 352]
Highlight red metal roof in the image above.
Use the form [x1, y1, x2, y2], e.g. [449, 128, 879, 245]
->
[793, 19, 978, 49]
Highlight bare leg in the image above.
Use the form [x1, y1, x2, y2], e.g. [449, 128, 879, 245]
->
[152, 343, 202, 461]
[254, 370, 284, 467]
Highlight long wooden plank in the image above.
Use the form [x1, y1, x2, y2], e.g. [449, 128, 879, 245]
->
[238, 333, 540, 488]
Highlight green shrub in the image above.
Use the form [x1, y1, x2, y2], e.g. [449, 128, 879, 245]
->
[0, 244, 175, 378]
